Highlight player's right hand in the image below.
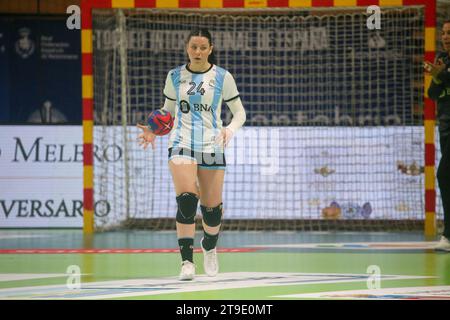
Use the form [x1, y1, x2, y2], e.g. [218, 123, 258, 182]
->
[424, 59, 446, 79]
[137, 123, 156, 150]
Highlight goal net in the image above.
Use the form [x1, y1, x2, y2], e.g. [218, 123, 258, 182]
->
[91, 6, 427, 231]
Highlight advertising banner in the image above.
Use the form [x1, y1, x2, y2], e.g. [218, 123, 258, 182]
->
[0, 126, 433, 228]
[0, 126, 83, 227]
[0, 16, 81, 124]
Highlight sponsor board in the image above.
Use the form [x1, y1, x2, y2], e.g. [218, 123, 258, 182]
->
[274, 286, 450, 300]
[0, 125, 435, 228]
[0, 272, 432, 300]
[0, 126, 120, 227]
[0, 126, 86, 227]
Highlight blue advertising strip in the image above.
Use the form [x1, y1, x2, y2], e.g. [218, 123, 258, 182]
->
[0, 19, 10, 121]
[0, 16, 81, 123]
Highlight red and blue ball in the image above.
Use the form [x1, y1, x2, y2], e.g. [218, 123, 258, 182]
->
[147, 110, 174, 136]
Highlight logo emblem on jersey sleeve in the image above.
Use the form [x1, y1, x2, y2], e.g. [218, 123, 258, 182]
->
[180, 100, 190, 114]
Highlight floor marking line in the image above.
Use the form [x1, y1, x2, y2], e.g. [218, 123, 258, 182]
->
[0, 272, 434, 300]
[273, 285, 450, 300]
[0, 248, 262, 254]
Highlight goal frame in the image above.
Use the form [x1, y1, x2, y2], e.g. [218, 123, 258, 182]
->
[80, 0, 437, 236]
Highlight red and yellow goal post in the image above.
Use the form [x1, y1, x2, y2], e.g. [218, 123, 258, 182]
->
[81, 0, 437, 235]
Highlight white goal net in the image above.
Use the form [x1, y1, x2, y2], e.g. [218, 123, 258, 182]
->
[91, 7, 426, 231]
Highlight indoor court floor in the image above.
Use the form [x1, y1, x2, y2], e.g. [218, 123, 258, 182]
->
[0, 229, 449, 300]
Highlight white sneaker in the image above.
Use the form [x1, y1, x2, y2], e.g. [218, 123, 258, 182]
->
[201, 238, 219, 277]
[435, 236, 450, 251]
[179, 260, 195, 281]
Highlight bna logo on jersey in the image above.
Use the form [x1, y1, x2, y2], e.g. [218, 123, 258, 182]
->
[15, 28, 35, 59]
[180, 100, 190, 114]
[180, 100, 211, 113]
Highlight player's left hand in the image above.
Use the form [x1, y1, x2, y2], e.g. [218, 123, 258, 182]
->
[137, 123, 156, 150]
[215, 127, 233, 148]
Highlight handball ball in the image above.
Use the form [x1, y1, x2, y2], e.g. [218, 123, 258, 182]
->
[147, 110, 174, 136]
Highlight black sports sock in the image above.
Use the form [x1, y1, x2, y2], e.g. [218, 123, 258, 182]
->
[202, 231, 219, 251]
[178, 238, 194, 263]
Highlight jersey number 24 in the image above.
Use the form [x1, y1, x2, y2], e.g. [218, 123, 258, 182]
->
[187, 81, 205, 96]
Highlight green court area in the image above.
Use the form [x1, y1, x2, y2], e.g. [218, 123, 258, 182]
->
[0, 229, 449, 300]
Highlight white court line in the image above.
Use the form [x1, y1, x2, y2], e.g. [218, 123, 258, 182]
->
[0, 234, 52, 240]
[0, 272, 433, 300]
[273, 286, 450, 300]
[246, 241, 439, 250]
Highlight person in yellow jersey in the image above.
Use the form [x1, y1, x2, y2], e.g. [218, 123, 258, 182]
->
[137, 29, 246, 279]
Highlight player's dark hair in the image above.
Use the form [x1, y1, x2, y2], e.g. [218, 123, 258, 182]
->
[441, 20, 450, 54]
[186, 28, 217, 65]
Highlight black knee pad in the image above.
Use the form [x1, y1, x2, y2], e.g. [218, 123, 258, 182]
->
[201, 203, 223, 227]
[176, 192, 199, 224]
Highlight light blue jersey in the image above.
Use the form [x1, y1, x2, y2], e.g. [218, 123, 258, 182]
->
[163, 64, 240, 153]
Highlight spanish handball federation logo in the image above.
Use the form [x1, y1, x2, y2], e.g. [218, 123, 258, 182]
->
[0, 32, 5, 53]
[15, 28, 35, 59]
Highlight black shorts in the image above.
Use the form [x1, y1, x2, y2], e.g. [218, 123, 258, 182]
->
[168, 147, 226, 170]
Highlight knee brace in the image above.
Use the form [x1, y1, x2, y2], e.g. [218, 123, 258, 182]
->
[176, 192, 199, 224]
[201, 203, 223, 227]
